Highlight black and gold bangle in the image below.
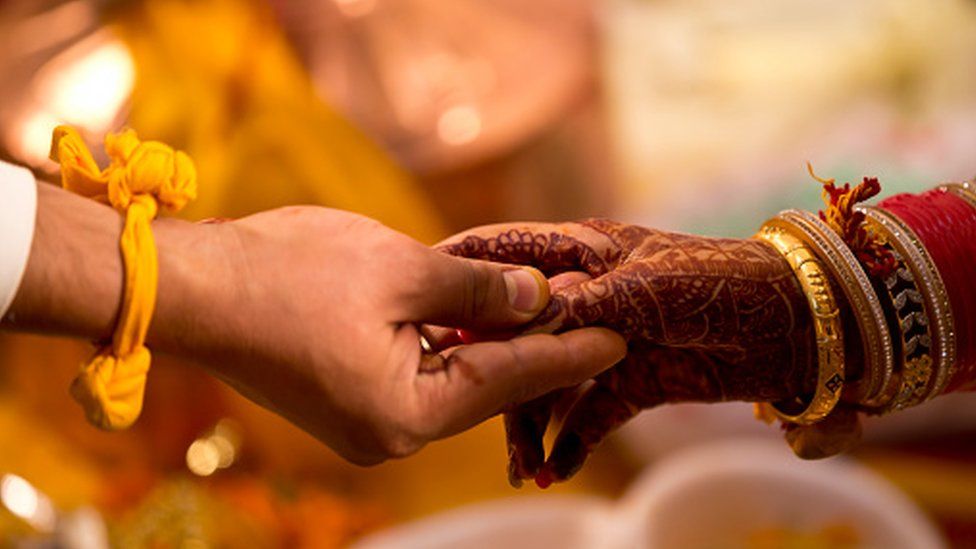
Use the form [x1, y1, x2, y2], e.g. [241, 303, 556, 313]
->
[756, 221, 845, 425]
[855, 210, 934, 412]
[859, 206, 956, 402]
[776, 210, 896, 408]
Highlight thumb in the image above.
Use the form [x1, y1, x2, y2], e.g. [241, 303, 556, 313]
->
[405, 251, 549, 330]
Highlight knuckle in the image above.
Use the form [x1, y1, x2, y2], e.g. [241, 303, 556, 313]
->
[395, 250, 440, 303]
[409, 250, 441, 286]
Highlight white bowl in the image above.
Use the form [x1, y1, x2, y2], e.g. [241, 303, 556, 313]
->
[353, 439, 943, 549]
[352, 496, 608, 549]
[616, 439, 945, 549]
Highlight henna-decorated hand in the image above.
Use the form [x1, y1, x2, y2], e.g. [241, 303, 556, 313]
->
[438, 219, 822, 487]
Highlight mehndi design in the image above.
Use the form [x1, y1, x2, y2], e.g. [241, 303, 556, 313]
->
[439, 220, 847, 486]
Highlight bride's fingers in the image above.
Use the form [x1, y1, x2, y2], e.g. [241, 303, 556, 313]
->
[535, 381, 641, 488]
[548, 271, 592, 292]
[435, 223, 615, 277]
[551, 380, 594, 424]
[503, 272, 597, 487]
[527, 257, 680, 340]
[504, 393, 560, 487]
[525, 271, 641, 338]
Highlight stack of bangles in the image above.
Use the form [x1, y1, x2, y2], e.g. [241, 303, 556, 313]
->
[754, 175, 976, 453]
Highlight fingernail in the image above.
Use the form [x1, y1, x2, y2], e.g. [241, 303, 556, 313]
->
[508, 460, 525, 489]
[534, 468, 553, 489]
[504, 268, 547, 313]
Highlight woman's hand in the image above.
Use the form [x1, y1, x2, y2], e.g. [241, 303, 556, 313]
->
[439, 219, 820, 486]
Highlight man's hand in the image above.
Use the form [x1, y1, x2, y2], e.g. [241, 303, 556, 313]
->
[5, 184, 626, 466]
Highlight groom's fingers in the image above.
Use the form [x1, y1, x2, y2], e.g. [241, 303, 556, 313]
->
[418, 271, 595, 350]
[414, 328, 626, 443]
[406, 252, 549, 329]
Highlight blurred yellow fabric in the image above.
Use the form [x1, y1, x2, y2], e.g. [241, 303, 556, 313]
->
[111, 0, 446, 242]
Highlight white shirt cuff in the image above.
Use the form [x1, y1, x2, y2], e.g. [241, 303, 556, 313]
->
[0, 161, 37, 319]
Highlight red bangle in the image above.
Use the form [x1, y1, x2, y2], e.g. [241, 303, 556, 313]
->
[879, 189, 976, 393]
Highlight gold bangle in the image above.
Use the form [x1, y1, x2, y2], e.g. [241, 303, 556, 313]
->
[943, 182, 976, 210]
[756, 221, 845, 424]
[777, 210, 896, 408]
[858, 206, 956, 402]
[964, 180, 976, 199]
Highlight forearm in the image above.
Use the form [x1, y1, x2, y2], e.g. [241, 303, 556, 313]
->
[3, 182, 225, 358]
[4, 182, 123, 339]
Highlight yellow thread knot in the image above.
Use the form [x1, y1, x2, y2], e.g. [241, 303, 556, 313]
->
[50, 126, 196, 430]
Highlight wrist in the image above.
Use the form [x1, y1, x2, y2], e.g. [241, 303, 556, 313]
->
[146, 219, 235, 360]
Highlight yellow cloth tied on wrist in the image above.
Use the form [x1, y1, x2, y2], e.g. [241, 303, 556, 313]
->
[50, 126, 197, 430]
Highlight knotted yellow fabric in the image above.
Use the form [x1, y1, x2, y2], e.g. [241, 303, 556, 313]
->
[49, 126, 197, 430]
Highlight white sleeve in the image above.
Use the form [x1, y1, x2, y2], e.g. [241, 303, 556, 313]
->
[0, 161, 37, 319]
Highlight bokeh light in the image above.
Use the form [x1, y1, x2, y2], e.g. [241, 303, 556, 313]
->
[1, 473, 57, 533]
[8, 32, 133, 167]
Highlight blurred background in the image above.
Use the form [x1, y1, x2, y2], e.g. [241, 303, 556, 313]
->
[2, 0, 976, 546]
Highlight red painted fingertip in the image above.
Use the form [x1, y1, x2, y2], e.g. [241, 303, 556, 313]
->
[457, 329, 477, 344]
[534, 469, 553, 489]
